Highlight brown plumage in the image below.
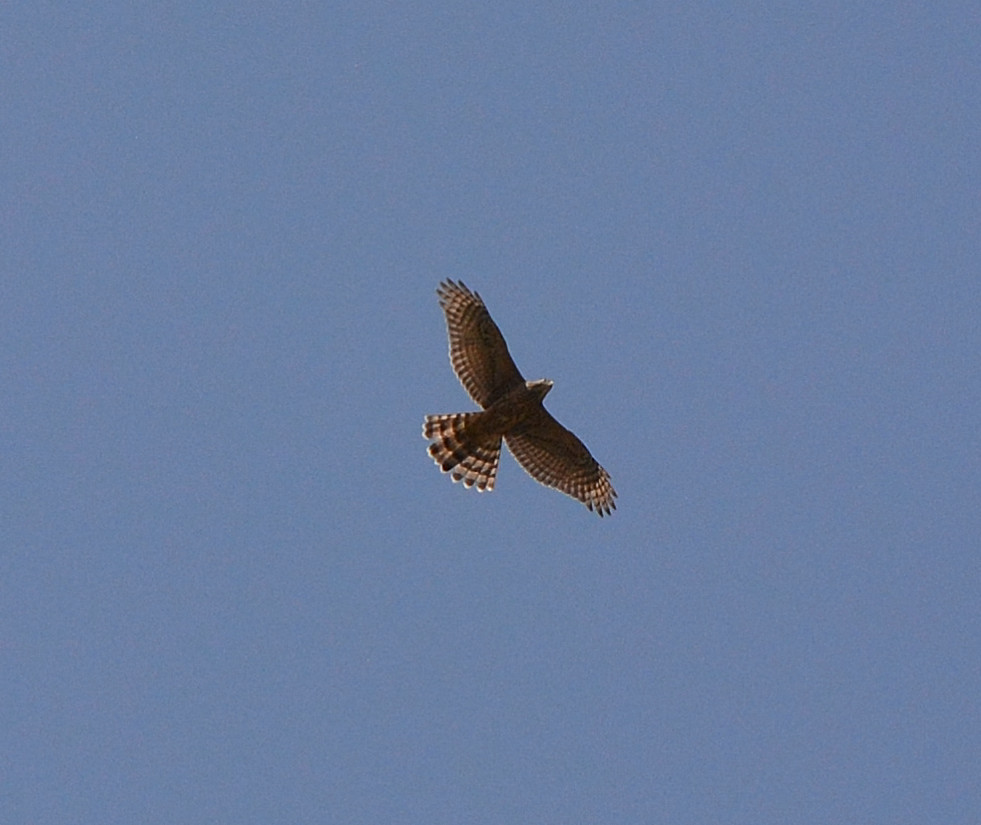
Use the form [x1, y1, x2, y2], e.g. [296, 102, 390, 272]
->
[423, 280, 616, 516]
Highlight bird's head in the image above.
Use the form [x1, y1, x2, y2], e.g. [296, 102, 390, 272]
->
[526, 379, 553, 400]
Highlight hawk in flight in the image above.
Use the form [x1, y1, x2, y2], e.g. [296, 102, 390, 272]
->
[423, 280, 617, 516]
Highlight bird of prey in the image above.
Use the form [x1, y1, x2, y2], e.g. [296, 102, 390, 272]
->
[423, 280, 616, 516]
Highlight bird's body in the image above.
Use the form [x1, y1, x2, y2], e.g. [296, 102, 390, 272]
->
[423, 280, 616, 516]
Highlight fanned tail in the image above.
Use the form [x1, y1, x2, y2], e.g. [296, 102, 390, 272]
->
[423, 412, 501, 492]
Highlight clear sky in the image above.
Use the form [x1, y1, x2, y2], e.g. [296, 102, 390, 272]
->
[3, 3, 979, 823]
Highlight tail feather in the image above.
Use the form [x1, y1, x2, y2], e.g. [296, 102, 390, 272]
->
[423, 412, 501, 492]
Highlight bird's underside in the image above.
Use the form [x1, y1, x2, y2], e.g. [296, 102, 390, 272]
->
[423, 279, 616, 517]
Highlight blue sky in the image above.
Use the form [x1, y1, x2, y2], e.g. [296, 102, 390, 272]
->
[3, 2, 979, 823]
